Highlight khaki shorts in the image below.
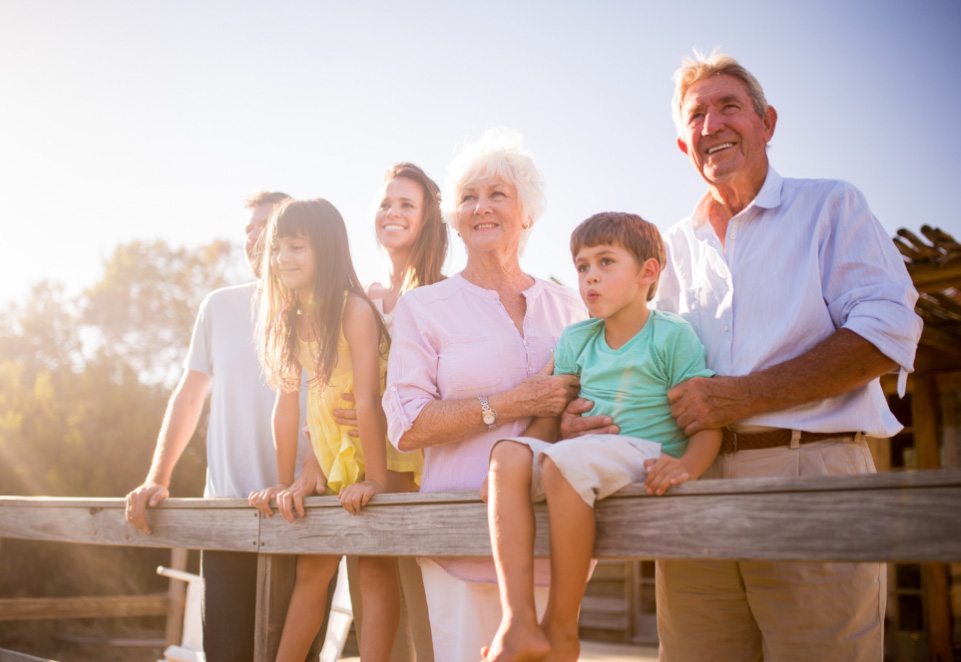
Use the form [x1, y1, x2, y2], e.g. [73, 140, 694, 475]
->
[656, 437, 885, 662]
[491, 434, 662, 507]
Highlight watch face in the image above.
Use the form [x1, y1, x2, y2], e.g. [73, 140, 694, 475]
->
[483, 412, 496, 425]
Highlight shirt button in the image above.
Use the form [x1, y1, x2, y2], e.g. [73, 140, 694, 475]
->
[724, 325, 730, 332]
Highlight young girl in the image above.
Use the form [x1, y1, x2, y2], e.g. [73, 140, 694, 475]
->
[368, 162, 448, 323]
[249, 198, 408, 662]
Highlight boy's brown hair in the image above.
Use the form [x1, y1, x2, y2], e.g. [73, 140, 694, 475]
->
[570, 212, 666, 301]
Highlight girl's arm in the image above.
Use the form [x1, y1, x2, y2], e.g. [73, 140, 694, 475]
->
[249, 385, 301, 516]
[273, 387, 302, 485]
[339, 296, 388, 513]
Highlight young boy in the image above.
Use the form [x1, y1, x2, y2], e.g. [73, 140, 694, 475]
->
[482, 212, 721, 662]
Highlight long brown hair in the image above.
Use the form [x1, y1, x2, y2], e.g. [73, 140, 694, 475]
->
[257, 198, 388, 392]
[381, 163, 448, 291]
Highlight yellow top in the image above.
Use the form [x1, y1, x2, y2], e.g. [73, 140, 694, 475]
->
[297, 325, 422, 494]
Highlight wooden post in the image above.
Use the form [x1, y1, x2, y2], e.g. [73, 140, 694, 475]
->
[164, 547, 189, 647]
[253, 554, 296, 662]
[912, 376, 953, 661]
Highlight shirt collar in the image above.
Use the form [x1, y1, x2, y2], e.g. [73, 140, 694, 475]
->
[688, 166, 783, 230]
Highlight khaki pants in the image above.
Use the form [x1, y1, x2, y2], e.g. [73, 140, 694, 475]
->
[656, 438, 886, 662]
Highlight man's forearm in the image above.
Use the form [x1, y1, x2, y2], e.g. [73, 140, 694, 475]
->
[145, 371, 209, 485]
[670, 329, 898, 433]
[733, 329, 896, 419]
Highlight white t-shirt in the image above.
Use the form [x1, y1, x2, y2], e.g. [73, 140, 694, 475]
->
[184, 282, 307, 498]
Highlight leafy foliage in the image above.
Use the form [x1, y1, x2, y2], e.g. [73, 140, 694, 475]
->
[0, 239, 243, 598]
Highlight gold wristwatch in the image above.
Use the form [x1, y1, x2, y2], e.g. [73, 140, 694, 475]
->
[478, 396, 497, 430]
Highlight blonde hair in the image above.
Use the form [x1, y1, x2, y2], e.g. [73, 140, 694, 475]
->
[672, 50, 769, 135]
[441, 128, 545, 241]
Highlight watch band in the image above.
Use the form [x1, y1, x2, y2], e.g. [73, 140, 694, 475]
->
[478, 395, 497, 430]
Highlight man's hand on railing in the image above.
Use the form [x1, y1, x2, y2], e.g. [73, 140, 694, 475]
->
[124, 482, 170, 534]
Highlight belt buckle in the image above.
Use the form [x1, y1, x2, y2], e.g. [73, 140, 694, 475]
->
[729, 429, 738, 453]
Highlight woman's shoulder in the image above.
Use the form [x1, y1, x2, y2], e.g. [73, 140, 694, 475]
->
[367, 281, 388, 299]
[398, 275, 464, 307]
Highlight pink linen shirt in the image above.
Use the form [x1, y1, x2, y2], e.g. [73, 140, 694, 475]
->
[384, 272, 585, 582]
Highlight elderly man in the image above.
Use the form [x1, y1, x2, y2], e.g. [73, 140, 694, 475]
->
[567, 53, 921, 660]
[124, 190, 311, 662]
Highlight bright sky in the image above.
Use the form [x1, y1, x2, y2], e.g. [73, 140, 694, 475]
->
[2, 1, 959, 307]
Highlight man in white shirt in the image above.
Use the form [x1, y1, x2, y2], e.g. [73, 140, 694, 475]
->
[566, 52, 922, 660]
[124, 190, 304, 662]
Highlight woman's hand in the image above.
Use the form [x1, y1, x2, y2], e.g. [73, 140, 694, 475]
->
[248, 484, 289, 517]
[505, 359, 580, 418]
[338, 479, 383, 515]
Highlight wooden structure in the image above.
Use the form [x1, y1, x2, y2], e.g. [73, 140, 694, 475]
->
[881, 225, 961, 660]
[1, 470, 961, 661]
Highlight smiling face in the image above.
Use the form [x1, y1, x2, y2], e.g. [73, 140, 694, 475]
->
[455, 175, 526, 256]
[575, 243, 658, 321]
[271, 232, 316, 295]
[677, 74, 777, 190]
[375, 176, 426, 254]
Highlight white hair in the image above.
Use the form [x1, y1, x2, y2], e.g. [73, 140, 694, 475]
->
[441, 127, 545, 241]
[672, 49, 769, 136]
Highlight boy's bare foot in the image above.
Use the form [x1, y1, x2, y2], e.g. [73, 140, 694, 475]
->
[542, 623, 580, 662]
[482, 619, 551, 662]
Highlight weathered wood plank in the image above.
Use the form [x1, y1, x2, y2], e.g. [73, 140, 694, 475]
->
[164, 548, 188, 646]
[253, 554, 296, 662]
[1, 471, 960, 561]
[0, 501, 259, 551]
[0, 594, 167, 621]
[0, 649, 54, 662]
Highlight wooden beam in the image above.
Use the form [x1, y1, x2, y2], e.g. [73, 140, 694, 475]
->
[0, 593, 167, 621]
[164, 547, 189, 647]
[907, 261, 961, 291]
[0, 649, 53, 662]
[253, 554, 296, 662]
[2, 471, 961, 562]
[0, 498, 259, 551]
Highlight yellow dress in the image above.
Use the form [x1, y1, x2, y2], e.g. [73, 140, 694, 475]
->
[297, 327, 422, 494]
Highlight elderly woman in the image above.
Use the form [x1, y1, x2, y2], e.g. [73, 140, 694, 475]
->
[383, 128, 585, 661]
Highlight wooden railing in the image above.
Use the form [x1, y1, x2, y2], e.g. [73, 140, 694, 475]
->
[2, 469, 961, 661]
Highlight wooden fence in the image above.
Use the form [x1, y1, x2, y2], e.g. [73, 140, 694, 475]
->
[2, 469, 961, 661]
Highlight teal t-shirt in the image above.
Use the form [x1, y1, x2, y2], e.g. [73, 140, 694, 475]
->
[554, 310, 713, 458]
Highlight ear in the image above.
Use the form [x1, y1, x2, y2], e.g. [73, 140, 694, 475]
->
[676, 136, 689, 156]
[638, 257, 661, 286]
[763, 105, 778, 142]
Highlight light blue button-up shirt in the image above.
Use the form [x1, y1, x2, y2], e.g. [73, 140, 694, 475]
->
[653, 167, 922, 438]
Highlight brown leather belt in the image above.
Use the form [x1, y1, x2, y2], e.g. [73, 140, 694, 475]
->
[720, 429, 857, 454]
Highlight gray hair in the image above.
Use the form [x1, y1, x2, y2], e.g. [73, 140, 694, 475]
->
[442, 127, 545, 241]
[672, 50, 769, 135]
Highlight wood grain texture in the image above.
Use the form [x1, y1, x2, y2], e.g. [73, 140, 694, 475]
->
[253, 554, 296, 662]
[1, 470, 960, 561]
[0, 649, 53, 662]
[0, 501, 259, 551]
[0, 594, 167, 621]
